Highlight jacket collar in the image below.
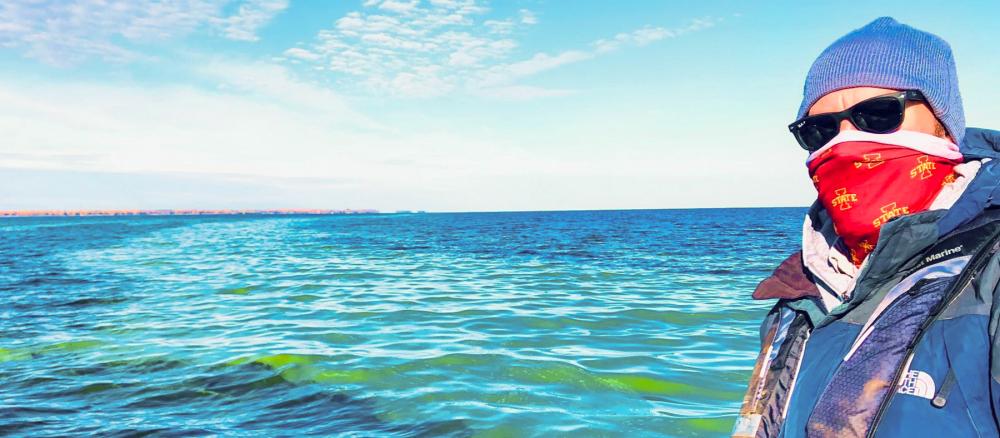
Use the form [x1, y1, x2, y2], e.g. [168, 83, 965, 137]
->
[753, 128, 1000, 314]
[752, 251, 820, 301]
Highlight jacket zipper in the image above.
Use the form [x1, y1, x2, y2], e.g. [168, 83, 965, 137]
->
[864, 232, 1000, 438]
[778, 330, 810, 422]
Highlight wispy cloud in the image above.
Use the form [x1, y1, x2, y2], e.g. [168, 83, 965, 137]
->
[279, 0, 517, 97]
[0, 0, 288, 65]
[593, 18, 721, 53]
[474, 50, 593, 89]
[519, 9, 537, 25]
[218, 0, 289, 41]
[282, 1, 723, 99]
[198, 60, 380, 129]
[470, 16, 724, 98]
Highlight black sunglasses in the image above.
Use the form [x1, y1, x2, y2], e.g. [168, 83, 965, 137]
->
[788, 90, 926, 152]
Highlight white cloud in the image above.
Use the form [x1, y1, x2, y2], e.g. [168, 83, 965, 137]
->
[0, 0, 288, 65]
[590, 17, 723, 55]
[218, 0, 289, 41]
[595, 26, 671, 53]
[198, 61, 380, 129]
[287, 3, 721, 99]
[388, 66, 454, 97]
[484, 19, 516, 35]
[290, 0, 524, 97]
[376, 0, 420, 14]
[480, 50, 592, 84]
[283, 47, 321, 61]
[519, 9, 537, 25]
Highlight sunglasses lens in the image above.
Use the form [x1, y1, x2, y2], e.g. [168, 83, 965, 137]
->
[798, 115, 839, 151]
[851, 97, 904, 133]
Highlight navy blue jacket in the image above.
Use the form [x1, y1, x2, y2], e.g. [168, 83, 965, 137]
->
[734, 128, 1000, 437]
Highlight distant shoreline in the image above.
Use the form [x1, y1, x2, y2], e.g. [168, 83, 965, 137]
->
[0, 209, 380, 218]
[0, 207, 808, 218]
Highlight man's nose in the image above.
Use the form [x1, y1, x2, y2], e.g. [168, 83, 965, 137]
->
[840, 119, 856, 132]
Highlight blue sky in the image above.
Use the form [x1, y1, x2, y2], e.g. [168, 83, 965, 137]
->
[1, 0, 998, 212]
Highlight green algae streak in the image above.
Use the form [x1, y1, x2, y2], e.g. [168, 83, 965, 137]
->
[218, 286, 255, 295]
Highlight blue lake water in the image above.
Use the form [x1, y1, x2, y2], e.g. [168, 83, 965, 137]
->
[0, 208, 804, 437]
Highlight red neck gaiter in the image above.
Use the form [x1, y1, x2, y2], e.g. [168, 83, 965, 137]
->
[807, 132, 963, 266]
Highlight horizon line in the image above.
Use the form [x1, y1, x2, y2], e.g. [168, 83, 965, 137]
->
[0, 205, 810, 218]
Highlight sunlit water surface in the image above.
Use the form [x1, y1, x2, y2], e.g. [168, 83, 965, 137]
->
[0, 208, 803, 437]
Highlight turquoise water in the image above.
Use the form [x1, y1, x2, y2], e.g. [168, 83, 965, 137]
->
[0, 208, 803, 437]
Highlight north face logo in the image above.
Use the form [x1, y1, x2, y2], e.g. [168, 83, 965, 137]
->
[898, 370, 936, 400]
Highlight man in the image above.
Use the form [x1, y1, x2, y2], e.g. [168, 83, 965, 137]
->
[733, 17, 1000, 438]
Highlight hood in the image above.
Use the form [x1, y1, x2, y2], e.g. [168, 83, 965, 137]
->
[938, 128, 1000, 235]
[959, 127, 1000, 159]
